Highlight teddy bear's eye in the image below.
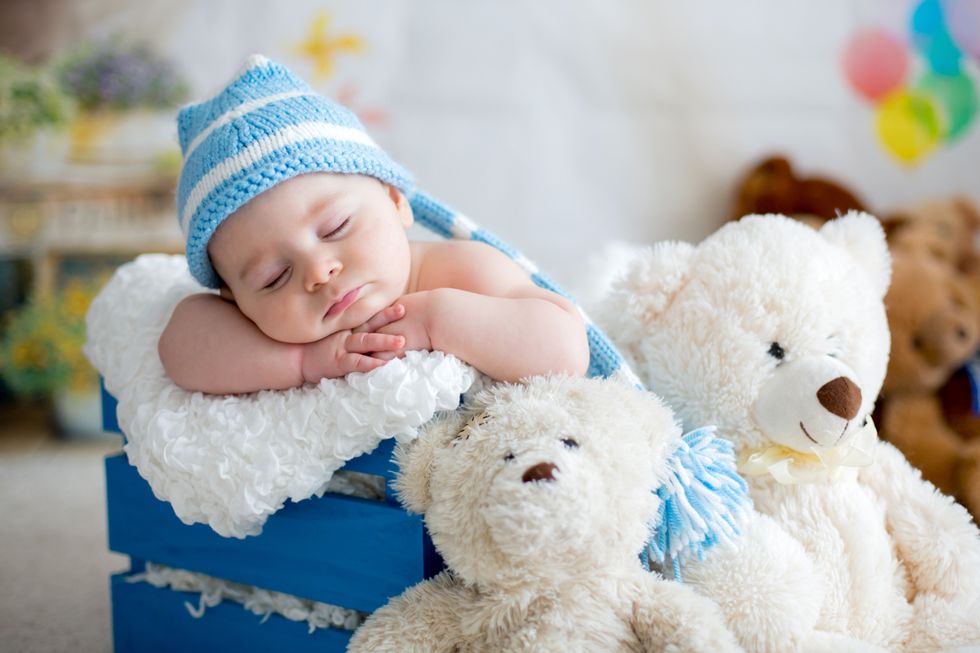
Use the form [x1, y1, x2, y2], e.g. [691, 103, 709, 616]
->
[503, 452, 515, 462]
[768, 342, 786, 360]
[561, 438, 579, 449]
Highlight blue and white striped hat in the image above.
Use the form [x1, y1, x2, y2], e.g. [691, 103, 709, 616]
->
[176, 54, 415, 289]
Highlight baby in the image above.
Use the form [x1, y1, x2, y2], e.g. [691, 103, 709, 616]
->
[158, 56, 589, 394]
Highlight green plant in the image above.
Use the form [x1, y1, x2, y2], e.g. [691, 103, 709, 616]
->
[0, 279, 102, 398]
[57, 39, 189, 112]
[0, 53, 76, 145]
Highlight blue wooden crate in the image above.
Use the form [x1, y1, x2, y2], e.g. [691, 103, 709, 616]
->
[102, 385, 442, 651]
[110, 571, 352, 652]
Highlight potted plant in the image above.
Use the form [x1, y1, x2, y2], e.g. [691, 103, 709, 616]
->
[0, 279, 104, 437]
[57, 39, 189, 176]
[0, 53, 76, 180]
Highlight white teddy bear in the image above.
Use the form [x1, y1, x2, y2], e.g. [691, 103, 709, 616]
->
[597, 213, 980, 653]
[347, 375, 742, 653]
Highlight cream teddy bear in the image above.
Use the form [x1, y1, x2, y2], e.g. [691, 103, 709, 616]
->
[597, 213, 980, 653]
[347, 376, 742, 653]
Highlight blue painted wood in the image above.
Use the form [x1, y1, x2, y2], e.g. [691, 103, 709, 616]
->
[110, 571, 352, 653]
[105, 453, 435, 613]
[101, 378, 120, 434]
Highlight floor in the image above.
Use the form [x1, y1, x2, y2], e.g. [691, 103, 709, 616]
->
[0, 401, 128, 653]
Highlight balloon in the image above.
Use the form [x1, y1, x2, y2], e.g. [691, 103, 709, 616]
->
[875, 90, 942, 164]
[842, 29, 909, 101]
[911, 0, 963, 74]
[921, 29, 963, 75]
[911, 0, 946, 38]
[942, 0, 980, 58]
[917, 70, 979, 140]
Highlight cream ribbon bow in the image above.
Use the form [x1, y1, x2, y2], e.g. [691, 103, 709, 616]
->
[737, 418, 878, 484]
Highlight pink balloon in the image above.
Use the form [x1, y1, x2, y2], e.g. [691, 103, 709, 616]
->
[943, 0, 980, 58]
[843, 28, 909, 101]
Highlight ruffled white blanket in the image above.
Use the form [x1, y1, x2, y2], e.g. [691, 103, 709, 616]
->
[85, 254, 477, 538]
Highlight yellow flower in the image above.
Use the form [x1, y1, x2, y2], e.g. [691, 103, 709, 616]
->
[12, 341, 48, 368]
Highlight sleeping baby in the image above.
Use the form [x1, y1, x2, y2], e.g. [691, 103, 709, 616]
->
[159, 55, 589, 394]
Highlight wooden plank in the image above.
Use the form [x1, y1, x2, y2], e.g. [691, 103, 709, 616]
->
[110, 571, 352, 653]
[105, 454, 435, 613]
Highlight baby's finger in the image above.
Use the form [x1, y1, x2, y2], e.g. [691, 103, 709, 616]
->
[354, 303, 406, 333]
[347, 333, 405, 353]
[371, 351, 400, 361]
[341, 353, 386, 375]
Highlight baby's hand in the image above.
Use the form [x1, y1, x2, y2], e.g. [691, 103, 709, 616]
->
[370, 292, 434, 361]
[300, 327, 405, 382]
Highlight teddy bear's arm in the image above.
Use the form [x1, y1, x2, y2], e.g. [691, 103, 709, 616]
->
[347, 571, 470, 653]
[630, 574, 742, 653]
[858, 441, 980, 601]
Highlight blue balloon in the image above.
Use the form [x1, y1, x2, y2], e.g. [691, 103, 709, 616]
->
[911, 0, 946, 37]
[911, 0, 963, 75]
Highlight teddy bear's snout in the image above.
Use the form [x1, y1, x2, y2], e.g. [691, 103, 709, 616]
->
[522, 462, 559, 483]
[817, 376, 862, 420]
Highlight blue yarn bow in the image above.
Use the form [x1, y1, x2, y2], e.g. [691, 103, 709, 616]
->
[643, 426, 751, 581]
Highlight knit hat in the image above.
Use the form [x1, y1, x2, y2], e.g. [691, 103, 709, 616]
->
[176, 54, 415, 288]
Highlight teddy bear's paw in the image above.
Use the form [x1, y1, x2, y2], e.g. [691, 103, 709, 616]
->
[632, 578, 742, 653]
[680, 513, 824, 653]
[798, 632, 891, 653]
[904, 591, 980, 653]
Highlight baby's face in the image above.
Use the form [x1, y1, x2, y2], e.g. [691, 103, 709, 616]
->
[208, 173, 413, 343]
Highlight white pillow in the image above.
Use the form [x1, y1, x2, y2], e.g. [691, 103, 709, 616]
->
[85, 254, 476, 538]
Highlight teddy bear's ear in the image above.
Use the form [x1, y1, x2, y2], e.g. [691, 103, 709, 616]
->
[604, 241, 696, 326]
[393, 410, 469, 514]
[819, 211, 891, 298]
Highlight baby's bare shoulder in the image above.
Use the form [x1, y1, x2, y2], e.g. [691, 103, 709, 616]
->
[414, 240, 528, 293]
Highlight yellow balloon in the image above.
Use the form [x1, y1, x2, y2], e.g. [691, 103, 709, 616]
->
[875, 89, 942, 165]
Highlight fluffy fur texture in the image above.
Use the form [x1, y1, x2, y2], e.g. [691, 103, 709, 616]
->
[597, 213, 980, 653]
[84, 254, 476, 538]
[348, 376, 741, 652]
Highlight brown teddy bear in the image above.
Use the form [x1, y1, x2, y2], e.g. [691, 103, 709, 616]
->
[729, 155, 867, 223]
[884, 197, 980, 277]
[875, 247, 980, 498]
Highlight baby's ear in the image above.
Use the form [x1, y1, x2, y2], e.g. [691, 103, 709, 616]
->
[386, 184, 414, 229]
[393, 410, 468, 514]
[820, 211, 891, 298]
[600, 241, 695, 329]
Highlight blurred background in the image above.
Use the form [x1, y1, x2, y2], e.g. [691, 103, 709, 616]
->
[0, 1, 978, 651]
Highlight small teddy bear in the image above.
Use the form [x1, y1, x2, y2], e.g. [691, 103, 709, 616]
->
[347, 376, 742, 653]
[597, 213, 980, 653]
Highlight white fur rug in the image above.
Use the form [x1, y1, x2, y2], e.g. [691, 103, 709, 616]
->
[84, 254, 477, 538]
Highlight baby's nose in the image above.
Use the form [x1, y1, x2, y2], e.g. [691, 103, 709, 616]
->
[306, 258, 341, 291]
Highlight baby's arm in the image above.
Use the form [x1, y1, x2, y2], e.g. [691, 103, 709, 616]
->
[378, 241, 590, 382]
[158, 294, 404, 394]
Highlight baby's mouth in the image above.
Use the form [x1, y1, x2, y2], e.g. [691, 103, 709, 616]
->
[325, 286, 362, 318]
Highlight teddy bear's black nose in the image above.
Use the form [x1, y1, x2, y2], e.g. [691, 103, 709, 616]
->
[817, 376, 862, 420]
[522, 462, 559, 483]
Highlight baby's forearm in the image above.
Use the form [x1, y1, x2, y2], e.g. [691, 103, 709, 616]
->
[158, 294, 305, 394]
[427, 288, 589, 382]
